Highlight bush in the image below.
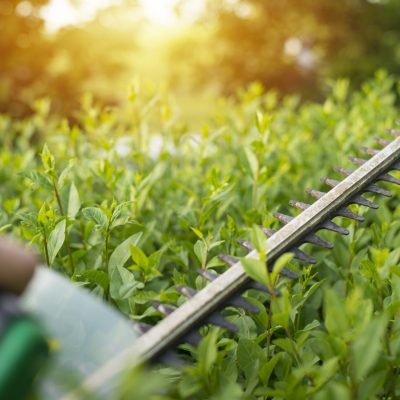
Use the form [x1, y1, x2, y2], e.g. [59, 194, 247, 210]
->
[2, 72, 400, 398]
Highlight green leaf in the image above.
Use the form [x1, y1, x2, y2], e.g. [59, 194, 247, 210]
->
[48, 219, 66, 265]
[208, 240, 225, 250]
[249, 224, 267, 256]
[206, 256, 225, 269]
[271, 252, 293, 283]
[324, 289, 349, 337]
[273, 338, 298, 358]
[41, 144, 55, 173]
[351, 314, 388, 382]
[190, 227, 204, 239]
[110, 201, 132, 227]
[255, 110, 271, 135]
[19, 170, 52, 189]
[0, 224, 12, 234]
[209, 381, 243, 400]
[108, 232, 143, 274]
[241, 257, 269, 287]
[57, 162, 74, 188]
[80, 270, 109, 290]
[194, 240, 207, 268]
[67, 182, 81, 218]
[130, 245, 149, 270]
[244, 147, 259, 179]
[313, 357, 339, 390]
[82, 207, 108, 228]
[237, 338, 266, 381]
[259, 353, 281, 385]
[110, 265, 144, 300]
[198, 329, 218, 378]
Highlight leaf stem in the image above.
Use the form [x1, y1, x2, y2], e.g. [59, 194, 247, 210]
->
[52, 176, 75, 274]
[43, 228, 50, 267]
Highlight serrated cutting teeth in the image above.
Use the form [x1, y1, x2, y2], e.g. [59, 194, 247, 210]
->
[368, 185, 392, 197]
[276, 266, 298, 279]
[274, 212, 333, 249]
[198, 268, 275, 297]
[136, 311, 200, 348]
[134, 322, 153, 335]
[259, 227, 317, 263]
[288, 200, 310, 211]
[259, 227, 276, 237]
[310, 179, 363, 221]
[289, 197, 348, 235]
[207, 312, 238, 332]
[217, 254, 290, 291]
[176, 285, 197, 298]
[260, 227, 277, 237]
[237, 239, 253, 251]
[320, 177, 340, 187]
[181, 330, 202, 347]
[153, 302, 176, 316]
[273, 212, 293, 224]
[335, 166, 353, 176]
[228, 297, 260, 313]
[177, 285, 259, 313]
[292, 248, 317, 264]
[351, 194, 378, 209]
[336, 166, 400, 186]
[155, 350, 181, 366]
[320, 220, 349, 235]
[360, 146, 379, 156]
[374, 137, 392, 146]
[349, 156, 367, 166]
[306, 188, 325, 199]
[378, 172, 400, 185]
[236, 239, 298, 279]
[349, 155, 400, 176]
[218, 253, 280, 283]
[322, 176, 390, 198]
[391, 163, 400, 171]
[155, 294, 237, 332]
[198, 268, 219, 281]
[218, 254, 238, 266]
[387, 128, 400, 137]
[305, 234, 333, 249]
[336, 207, 364, 222]
[360, 146, 400, 171]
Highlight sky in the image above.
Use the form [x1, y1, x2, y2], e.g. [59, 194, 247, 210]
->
[41, 0, 205, 32]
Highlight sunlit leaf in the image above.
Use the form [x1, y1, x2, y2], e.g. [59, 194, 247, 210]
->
[48, 219, 66, 265]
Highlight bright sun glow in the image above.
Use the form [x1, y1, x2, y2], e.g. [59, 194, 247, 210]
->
[41, 0, 204, 32]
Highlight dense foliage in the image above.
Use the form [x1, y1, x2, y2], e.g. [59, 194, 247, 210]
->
[2, 72, 400, 399]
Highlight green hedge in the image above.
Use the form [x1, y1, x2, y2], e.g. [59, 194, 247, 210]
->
[1, 71, 400, 399]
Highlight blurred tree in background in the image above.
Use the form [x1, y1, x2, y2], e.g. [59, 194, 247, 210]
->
[0, 0, 51, 116]
[170, 0, 400, 99]
[1, 0, 400, 117]
[44, 8, 140, 116]
[0, 0, 139, 117]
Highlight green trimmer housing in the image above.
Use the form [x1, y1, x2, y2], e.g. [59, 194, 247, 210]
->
[0, 291, 49, 400]
[0, 267, 139, 399]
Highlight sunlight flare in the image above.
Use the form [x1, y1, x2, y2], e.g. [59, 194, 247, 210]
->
[41, 0, 205, 32]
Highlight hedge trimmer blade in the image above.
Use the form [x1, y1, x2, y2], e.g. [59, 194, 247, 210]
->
[67, 129, 400, 399]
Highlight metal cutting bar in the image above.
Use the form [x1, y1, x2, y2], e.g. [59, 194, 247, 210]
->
[65, 136, 400, 399]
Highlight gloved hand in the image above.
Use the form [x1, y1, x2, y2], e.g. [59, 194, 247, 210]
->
[0, 238, 37, 295]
